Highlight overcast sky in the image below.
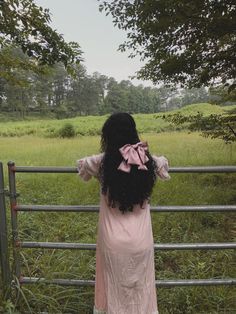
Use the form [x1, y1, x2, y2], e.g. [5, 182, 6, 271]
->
[35, 0, 154, 87]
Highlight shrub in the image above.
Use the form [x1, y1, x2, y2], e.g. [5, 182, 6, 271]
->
[58, 123, 76, 138]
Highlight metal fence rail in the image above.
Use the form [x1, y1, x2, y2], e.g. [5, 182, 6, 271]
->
[13, 165, 236, 173]
[0, 162, 235, 296]
[20, 241, 236, 250]
[0, 162, 11, 297]
[20, 277, 236, 287]
[16, 204, 236, 212]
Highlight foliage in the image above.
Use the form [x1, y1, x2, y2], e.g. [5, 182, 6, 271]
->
[58, 123, 76, 138]
[209, 84, 236, 105]
[0, 0, 82, 81]
[0, 45, 48, 85]
[0, 298, 19, 314]
[0, 48, 212, 118]
[99, 0, 236, 88]
[163, 108, 236, 143]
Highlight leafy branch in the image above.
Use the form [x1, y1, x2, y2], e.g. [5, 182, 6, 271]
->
[0, 0, 83, 81]
[163, 109, 236, 143]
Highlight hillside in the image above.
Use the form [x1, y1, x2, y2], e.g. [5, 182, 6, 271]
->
[0, 103, 234, 137]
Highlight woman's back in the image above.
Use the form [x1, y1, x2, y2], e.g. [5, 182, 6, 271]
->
[77, 113, 169, 314]
[77, 150, 169, 314]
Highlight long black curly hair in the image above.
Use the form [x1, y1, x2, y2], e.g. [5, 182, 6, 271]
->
[100, 113, 157, 213]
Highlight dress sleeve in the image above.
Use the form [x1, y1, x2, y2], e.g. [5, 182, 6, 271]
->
[76, 153, 103, 181]
[152, 155, 170, 180]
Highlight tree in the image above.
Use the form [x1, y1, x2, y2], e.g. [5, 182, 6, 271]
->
[209, 84, 236, 105]
[0, 0, 82, 82]
[99, 0, 236, 142]
[163, 109, 236, 143]
[178, 87, 210, 107]
[99, 0, 236, 88]
[105, 80, 128, 113]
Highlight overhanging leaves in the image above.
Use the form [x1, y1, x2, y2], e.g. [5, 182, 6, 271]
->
[0, 0, 82, 80]
[99, 0, 236, 87]
[163, 109, 236, 143]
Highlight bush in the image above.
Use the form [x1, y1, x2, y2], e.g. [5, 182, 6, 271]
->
[58, 123, 76, 138]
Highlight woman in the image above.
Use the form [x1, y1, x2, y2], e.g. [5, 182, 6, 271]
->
[77, 113, 170, 314]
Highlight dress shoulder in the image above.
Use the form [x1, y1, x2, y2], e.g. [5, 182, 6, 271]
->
[76, 153, 104, 181]
[152, 155, 170, 180]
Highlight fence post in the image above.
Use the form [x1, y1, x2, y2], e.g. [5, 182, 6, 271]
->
[8, 161, 21, 280]
[0, 162, 11, 297]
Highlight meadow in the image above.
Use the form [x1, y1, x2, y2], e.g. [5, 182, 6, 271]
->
[0, 104, 236, 313]
[0, 103, 234, 138]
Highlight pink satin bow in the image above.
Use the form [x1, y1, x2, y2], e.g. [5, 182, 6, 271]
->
[118, 142, 149, 173]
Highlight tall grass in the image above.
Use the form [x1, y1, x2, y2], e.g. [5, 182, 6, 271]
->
[0, 130, 235, 313]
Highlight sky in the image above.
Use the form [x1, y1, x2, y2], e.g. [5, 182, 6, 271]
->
[35, 0, 154, 87]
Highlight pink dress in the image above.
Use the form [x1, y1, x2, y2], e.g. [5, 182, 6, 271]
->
[77, 154, 170, 314]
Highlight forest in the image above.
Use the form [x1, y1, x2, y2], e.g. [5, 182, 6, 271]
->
[0, 47, 215, 119]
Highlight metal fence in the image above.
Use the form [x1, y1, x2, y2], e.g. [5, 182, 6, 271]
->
[0, 162, 236, 298]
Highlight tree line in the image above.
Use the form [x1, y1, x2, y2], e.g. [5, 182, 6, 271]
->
[0, 47, 213, 119]
[0, 0, 234, 124]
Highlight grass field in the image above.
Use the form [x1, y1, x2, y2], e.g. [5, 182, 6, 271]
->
[0, 105, 236, 313]
[0, 103, 234, 138]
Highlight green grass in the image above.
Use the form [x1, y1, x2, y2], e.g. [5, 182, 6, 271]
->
[0, 131, 235, 313]
[0, 103, 234, 138]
